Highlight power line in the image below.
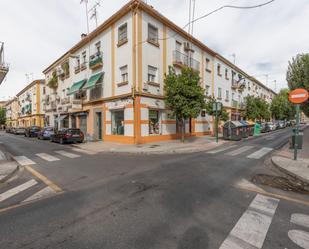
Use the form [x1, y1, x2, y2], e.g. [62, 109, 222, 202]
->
[137, 0, 275, 45]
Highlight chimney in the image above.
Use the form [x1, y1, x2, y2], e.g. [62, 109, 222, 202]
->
[81, 33, 87, 39]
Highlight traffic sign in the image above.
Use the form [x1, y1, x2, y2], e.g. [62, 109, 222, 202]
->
[288, 88, 309, 104]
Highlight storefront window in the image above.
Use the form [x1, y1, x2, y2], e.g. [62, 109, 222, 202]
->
[112, 110, 124, 135]
[149, 110, 160, 135]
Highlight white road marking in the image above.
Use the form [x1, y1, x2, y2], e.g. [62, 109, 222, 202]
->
[55, 150, 80, 159]
[36, 153, 60, 162]
[291, 214, 309, 229]
[13, 156, 36, 166]
[265, 136, 275, 140]
[219, 194, 279, 249]
[225, 146, 254, 156]
[207, 145, 238, 154]
[0, 179, 38, 202]
[0, 150, 6, 160]
[22, 186, 56, 203]
[72, 148, 96, 155]
[247, 147, 273, 159]
[288, 230, 309, 249]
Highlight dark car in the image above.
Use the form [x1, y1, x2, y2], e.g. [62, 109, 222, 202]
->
[50, 128, 84, 144]
[14, 127, 26, 135]
[5, 126, 12, 133]
[37, 127, 55, 140]
[260, 123, 270, 133]
[25, 126, 41, 137]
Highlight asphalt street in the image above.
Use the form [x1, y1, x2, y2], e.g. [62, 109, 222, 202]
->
[0, 128, 308, 249]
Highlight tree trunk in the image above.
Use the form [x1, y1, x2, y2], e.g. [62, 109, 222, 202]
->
[181, 118, 185, 143]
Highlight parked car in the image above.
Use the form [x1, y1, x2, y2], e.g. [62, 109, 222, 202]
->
[37, 127, 55, 140]
[25, 126, 41, 137]
[260, 123, 270, 133]
[14, 127, 26, 135]
[50, 128, 84, 144]
[5, 126, 12, 133]
[278, 121, 285, 129]
[266, 122, 276, 131]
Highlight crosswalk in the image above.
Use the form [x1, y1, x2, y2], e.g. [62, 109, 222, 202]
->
[207, 145, 274, 160]
[13, 149, 93, 166]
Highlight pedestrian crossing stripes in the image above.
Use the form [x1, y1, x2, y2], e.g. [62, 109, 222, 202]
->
[219, 194, 279, 249]
[13, 156, 36, 166]
[36, 153, 60, 162]
[0, 179, 38, 202]
[72, 148, 97, 155]
[225, 146, 254, 156]
[247, 147, 273, 159]
[207, 145, 238, 154]
[0, 150, 6, 160]
[55, 150, 80, 158]
[22, 186, 56, 203]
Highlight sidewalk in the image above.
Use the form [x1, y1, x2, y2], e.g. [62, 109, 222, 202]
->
[271, 126, 309, 185]
[73, 135, 231, 154]
[0, 143, 19, 183]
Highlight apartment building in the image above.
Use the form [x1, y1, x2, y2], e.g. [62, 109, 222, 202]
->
[5, 98, 19, 127]
[15, 79, 45, 127]
[42, 0, 275, 144]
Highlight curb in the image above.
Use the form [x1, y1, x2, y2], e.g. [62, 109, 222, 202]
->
[0, 152, 20, 184]
[271, 156, 309, 185]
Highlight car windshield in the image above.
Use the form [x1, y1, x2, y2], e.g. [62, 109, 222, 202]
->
[68, 129, 81, 135]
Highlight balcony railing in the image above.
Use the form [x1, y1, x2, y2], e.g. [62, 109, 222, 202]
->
[89, 84, 103, 101]
[89, 52, 103, 70]
[61, 97, 71, 105]
[172, 50, 200, 72]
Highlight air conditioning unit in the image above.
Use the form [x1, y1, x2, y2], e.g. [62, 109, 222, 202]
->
[143, 82, 149, 92]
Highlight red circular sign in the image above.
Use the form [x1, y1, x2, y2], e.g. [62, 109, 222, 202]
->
[288, 88, 309, 104]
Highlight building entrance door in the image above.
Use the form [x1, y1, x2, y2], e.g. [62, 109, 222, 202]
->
[96, 112, 102, 140]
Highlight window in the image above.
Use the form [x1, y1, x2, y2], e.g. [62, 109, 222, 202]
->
[118, 23, 128, 43]
[148, 66, 157, 82]
[43, 87, 46, 95]
[225, 68, 229, 79]
[206, 58, 211, 72]
[218, 88, 222, 99]
[120, 65, 128, 82]
[205, 85, 210, 95]
[225, 90, 229, 101]
[82, 51, 86, 63]
[95, 41, 101, 54]
[148, 23, 158, 44]
[217, 64, 221, 76]
[149, 110, 161, 135]
[232, 93, 235, 100]
[112, 110, 124, 135]
[176, 41, 181, 51]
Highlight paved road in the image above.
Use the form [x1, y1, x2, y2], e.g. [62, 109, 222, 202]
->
[0, 128, 309, 249]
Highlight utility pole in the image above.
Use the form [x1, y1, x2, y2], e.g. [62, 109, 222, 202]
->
[89, 1, 101, 28]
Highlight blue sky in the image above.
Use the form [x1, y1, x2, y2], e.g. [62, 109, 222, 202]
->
[0, 0, 308, 100]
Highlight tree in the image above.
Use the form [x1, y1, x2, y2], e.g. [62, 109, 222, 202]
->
[271, 89, 295, 120]
[205, 96, 229, 121]
[47, 71, 59, 90]
[242, 95, 271, 121]
[164, 66, 205, 142]
[286, 53, 309, 116]
[0, 107, 6, 125]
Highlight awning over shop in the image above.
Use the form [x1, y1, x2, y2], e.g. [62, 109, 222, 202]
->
[82, 72, 104, 90]
[67, 79, 86, 95]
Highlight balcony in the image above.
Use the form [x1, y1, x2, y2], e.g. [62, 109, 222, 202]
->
[231, 79, 238, 89]
[89, 84, 103, 101]
[89, 52, 103, 70]
[61, 97, 71, 105]
[172, 50, 200, 72]
[74, 65, 80, 74]
[232, 100, 238, 109]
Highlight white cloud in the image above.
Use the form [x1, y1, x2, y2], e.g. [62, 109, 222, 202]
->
[1, 0, 308, 100]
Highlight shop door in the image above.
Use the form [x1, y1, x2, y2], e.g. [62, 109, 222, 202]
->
[96, 112, 102, 140]
[79, 116, 87, 137]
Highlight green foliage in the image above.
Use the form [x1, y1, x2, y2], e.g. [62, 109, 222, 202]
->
[270, 89, 295, 120]
[286, 54, 309, 116]
[0, 107, 6, 125]
[47, 71, 58, 89]
[164, 66, 206, 141]
[243, 95, 271, 121]
[205, 96, 229, 121]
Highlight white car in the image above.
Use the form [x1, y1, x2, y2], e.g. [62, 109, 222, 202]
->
[267, 122, 276, 131]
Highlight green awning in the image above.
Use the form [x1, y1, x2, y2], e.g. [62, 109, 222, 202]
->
[82, 72, 104, 90]
[67, 79, 86, 95]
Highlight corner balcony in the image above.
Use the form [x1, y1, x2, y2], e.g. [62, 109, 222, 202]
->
[89, 52, 103, 70]
[172, 50, 200, 72]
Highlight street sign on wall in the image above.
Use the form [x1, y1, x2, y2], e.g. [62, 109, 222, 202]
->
[288, 88, 309, 104]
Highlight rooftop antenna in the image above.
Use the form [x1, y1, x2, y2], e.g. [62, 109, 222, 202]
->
[89, 1, 101, 28]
